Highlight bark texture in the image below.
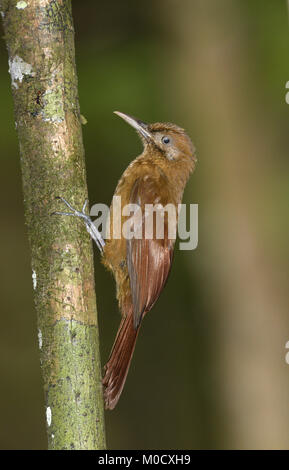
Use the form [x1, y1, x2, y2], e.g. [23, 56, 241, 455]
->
[0, 0, 106, 450]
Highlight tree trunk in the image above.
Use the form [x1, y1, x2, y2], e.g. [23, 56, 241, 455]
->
[0, 0, 106, 450]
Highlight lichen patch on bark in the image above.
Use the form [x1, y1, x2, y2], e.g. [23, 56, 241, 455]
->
[42, 88, 65, 123]
[8, 55, 34, 88]
[16, 1, 27, 9]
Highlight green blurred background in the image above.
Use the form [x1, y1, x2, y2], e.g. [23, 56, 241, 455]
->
[0, 0, 288, 450]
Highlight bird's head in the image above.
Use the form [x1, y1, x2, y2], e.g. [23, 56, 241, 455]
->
[114, 111, 196, 164]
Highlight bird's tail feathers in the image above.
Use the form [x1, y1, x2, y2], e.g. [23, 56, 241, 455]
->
[102, 311, 139, 410]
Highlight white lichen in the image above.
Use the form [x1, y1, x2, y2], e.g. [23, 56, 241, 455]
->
[285, 341, 289, 364]
[16, 1, 28, 9]
[38, 329, 42, 349]
[46, 407, 52, 427]
[32, 269, 37, 290]
[8, 55, 34, 89]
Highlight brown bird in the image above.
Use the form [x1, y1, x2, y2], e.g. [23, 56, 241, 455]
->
[54, 112, 196, 409]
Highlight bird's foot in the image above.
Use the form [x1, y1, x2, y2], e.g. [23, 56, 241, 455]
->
[52, 196, 105, 253]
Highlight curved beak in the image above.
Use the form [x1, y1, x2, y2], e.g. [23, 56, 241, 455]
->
[114, 111, 153, 142]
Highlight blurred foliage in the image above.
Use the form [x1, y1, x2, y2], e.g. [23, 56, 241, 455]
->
[0, 0, 288, 449]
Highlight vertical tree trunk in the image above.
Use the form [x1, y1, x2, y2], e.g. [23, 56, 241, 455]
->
[0, 0, 106, 450]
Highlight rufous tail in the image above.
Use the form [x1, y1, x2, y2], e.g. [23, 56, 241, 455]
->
[102, 313, 139, 410]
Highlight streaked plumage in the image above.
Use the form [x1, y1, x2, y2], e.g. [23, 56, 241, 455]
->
[102, 113, 196, 409]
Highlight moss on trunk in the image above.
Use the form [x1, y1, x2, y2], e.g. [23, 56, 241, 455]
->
[0, 0, 106, 450]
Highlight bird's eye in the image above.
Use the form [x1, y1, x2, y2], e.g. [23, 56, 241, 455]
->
[162, 136, 170, 144]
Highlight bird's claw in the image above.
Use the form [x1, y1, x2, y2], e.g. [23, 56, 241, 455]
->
[52, 196, 105, 253]
[52, 196, 89, 220]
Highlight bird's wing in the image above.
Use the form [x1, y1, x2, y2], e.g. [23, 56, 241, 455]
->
[126, 175, 176, 329]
